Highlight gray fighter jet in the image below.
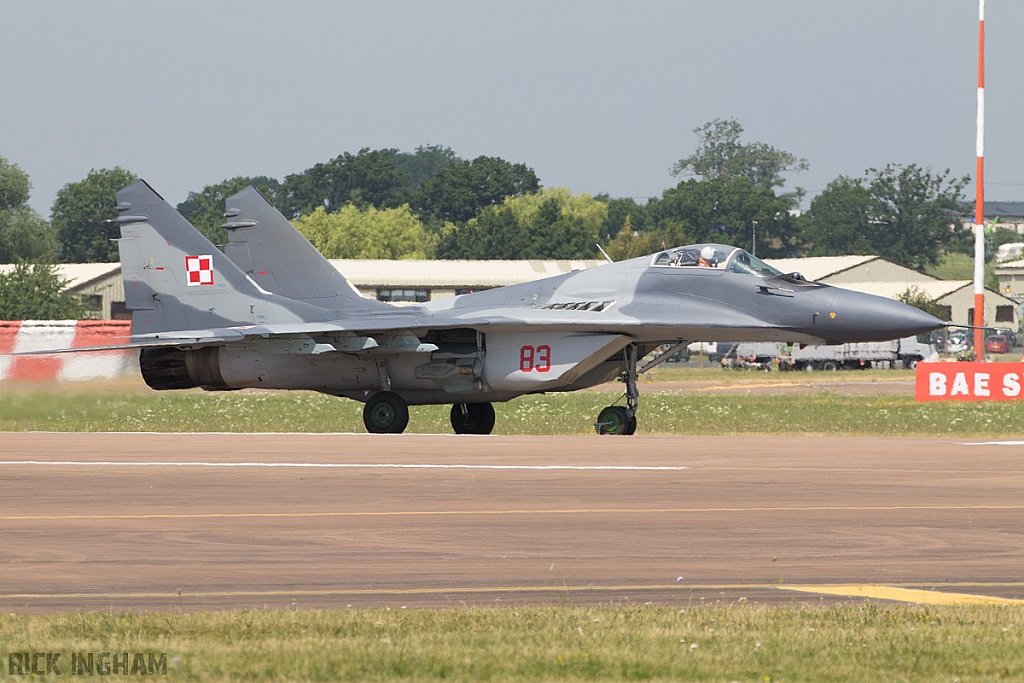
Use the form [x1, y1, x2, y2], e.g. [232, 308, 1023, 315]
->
[94, 180, 943, 435]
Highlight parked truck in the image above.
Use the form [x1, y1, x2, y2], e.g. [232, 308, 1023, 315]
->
[777, 336, 938, 371]
[714, 336, 937, 372]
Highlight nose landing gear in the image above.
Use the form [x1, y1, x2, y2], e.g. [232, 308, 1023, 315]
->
[596, 405, 637, 435]
[595, 344, 640, 435]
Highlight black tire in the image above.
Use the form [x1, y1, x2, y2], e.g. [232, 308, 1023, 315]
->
[597, 406, 630, 435]
[625, 416, 637, 435]
[363, 391, 409, 434]
[450, 403, 496, 435]
[822, 361, 838, 372]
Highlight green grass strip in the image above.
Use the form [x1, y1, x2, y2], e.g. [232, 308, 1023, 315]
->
[0, 386, 1021, 436]
[2, 604, 1022, 681]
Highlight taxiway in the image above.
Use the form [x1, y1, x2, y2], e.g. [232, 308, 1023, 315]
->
[1, 432, 1022, 612]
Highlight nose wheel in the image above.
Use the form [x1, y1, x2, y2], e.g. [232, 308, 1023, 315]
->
[450, 402, 496, 434]
[363, 391, 410, 434]
[596, 406, 637, 435]
[595, 343, 640, 435]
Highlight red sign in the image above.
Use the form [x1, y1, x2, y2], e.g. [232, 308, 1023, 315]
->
[915, 362, 1024, 401]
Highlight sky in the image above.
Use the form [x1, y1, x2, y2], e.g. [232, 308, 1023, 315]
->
[2, 1, 1022, 217]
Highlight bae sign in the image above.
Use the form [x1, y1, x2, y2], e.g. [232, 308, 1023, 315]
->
[916, 362, 1024, 402]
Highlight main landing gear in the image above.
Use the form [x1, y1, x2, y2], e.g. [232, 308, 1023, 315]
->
[450, 403, 496, 435]
[595, 344, 640, 435]
[363, 391, 410, 434]
[362, 393, 497, 435]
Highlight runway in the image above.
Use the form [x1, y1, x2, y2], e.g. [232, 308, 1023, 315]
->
[2, 432, 1023, 612]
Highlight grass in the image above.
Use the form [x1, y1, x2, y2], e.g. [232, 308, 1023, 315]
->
[2, 604, 1022, 681]
[924, 252, 999, 291]
[0, 371, 1021, 436]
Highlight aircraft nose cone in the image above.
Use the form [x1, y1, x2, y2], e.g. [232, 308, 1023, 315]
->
[824, 288, 945, 343]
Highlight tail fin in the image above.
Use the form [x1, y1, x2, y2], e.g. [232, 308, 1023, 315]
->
[222, 187, 391, 313]
[116, 180, 328, 336]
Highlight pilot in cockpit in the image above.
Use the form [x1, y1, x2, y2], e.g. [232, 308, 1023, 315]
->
[698, 246, 717, 268]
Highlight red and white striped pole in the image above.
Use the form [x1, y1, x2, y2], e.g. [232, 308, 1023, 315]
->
[973, 0, 986, 358]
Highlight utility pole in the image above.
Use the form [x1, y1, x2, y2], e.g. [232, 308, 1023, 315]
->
[973, 0, 986, 359]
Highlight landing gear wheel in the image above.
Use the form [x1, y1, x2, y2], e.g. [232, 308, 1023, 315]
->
[597, 406, 631, 435]
[363, 391, 409, 434]
[450, 403, 496, 435]
[625, 416, 637, 435]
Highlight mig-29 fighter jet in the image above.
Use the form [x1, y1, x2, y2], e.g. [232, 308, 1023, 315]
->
[71, 180, 944, 435]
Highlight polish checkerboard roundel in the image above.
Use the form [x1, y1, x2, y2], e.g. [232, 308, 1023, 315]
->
[185, 255, 214, 286]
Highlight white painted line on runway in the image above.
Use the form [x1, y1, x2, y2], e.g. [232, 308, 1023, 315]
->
[18, 431, 590, 437]
[0, 461, 688, 471]
[956, 441, 1024, 446]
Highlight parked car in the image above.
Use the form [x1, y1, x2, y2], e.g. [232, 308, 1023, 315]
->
[946, 330, 972, 354]
[990, 327, 1018, 348]
[985, 334, 1010, 354]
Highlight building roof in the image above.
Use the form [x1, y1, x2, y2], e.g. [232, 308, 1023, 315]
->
[995, 258, 1024, 272]
[763, 255, 880, 282]
[838, 280, 970, 301]
[988, 201, 1024, 218]
[838, 279, 1017, 306]
[330, 259, 607, 288]
[0, 263, 121, 289]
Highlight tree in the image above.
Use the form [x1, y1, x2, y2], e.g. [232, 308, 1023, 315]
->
[804, 165, 968, 269]
[413, 156, 540, 225]
[0, 154, 56, 263]
[0, 262, 85, 320]
[436, 188, 605, 260]
[801, 176, 876, 256]
[604, 216, 693, 261]
[177, 176, 281, 245]
[292, 204, 436, 259]
[437, 205, 526, 260]
[51, 167, 137, 262]
[279, 148, 411, 218]
[595, 195, 651, 243]
[393, 145, 460, 189]
[865, 164, 968, 270]
[0, 207, 55, 263]
[644, 176, 799, 257]
[671, 118, 807, 206]
[898, 286, 950, 322]
[0, 155, 31, 210]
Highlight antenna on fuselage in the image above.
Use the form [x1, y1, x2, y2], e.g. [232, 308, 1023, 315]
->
[596, 244, 614, 264]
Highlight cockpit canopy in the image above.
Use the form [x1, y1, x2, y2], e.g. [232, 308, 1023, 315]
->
[651, 244, 784, 278]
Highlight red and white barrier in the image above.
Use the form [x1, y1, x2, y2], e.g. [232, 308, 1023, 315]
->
[0, 320, 136, 382]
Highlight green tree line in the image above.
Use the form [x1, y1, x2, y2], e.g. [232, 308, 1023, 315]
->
[0, 120, 999, 277]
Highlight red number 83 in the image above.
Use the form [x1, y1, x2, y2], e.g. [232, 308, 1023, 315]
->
[519, 345, 550, 372]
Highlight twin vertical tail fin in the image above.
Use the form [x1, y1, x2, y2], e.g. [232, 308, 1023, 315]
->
[222, 187, 391, 313]
[115, 180, 326, 337]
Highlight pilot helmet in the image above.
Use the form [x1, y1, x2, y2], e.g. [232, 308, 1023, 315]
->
[700, 246, 716, 263]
